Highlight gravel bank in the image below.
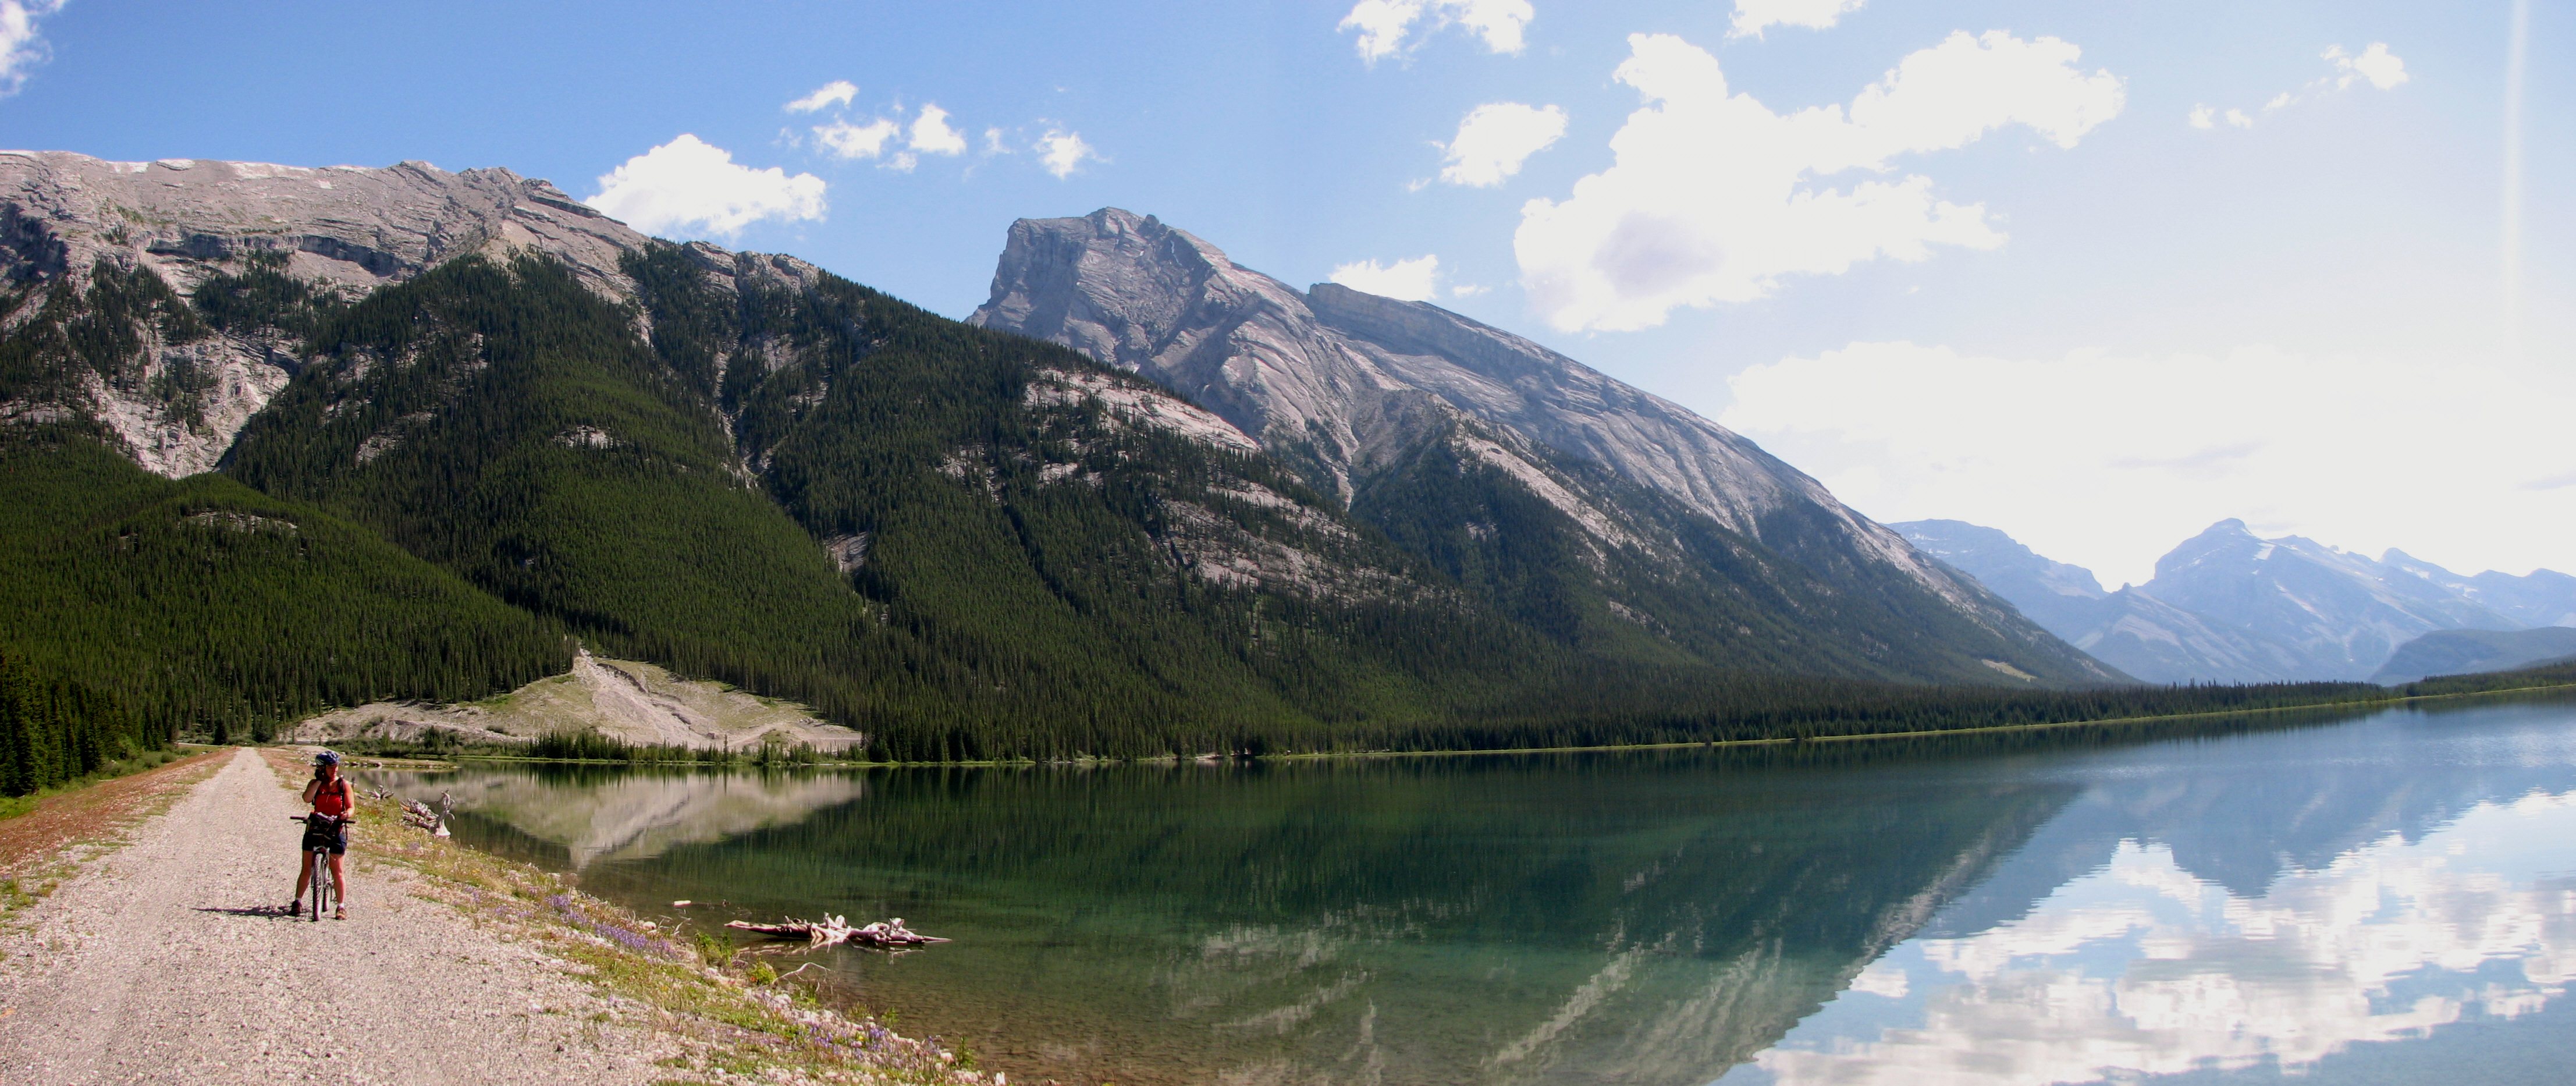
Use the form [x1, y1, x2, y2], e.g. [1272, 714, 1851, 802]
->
[0, 747, 669, 1084]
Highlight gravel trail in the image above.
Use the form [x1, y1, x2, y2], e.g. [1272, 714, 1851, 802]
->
[0, 748, 666, 1085]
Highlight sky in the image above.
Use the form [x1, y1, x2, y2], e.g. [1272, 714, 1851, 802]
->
[1, 0, 2565, 587]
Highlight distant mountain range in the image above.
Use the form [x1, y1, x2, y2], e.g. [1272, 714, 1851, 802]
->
[1896, 519, 2576, 684]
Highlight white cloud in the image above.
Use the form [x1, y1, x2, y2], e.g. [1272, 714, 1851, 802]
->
[2196, 43, 2408, 132]
[2188, 105, 2215, 129]
[585, 134, 827, 238]
[1730, 0, 1866, 38]
[1438, 102, 1568, 187]
[909, 104, 967, 157]
[2332, 42, 2408, 90]
[983, 127, 1011, 155]
[1718, 341, 2576, 586]
[1339, 0, 1533, 63]
[813, 118, 900, 161]
[1034, 129, 1099, 179]
[784, 80, 857, 113]
[0, 0, 65, 95]
[1515, 30, 2123, 332]
[1330, 255, 1442, 301]
[812, 104, 965, 172]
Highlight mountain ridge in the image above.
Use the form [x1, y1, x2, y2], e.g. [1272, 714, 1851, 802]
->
[969, 207, 2117, 686]
[1897, 517, 2574, 684]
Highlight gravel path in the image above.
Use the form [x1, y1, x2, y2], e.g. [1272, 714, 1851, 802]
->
[0, 748, 667, 1085]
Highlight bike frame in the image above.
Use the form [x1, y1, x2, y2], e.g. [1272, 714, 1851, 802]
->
[294, 814, 342, 921]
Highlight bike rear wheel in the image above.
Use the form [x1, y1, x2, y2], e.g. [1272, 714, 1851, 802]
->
[308, 849, 329, 922]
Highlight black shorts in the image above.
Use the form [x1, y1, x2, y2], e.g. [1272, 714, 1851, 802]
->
[301, 821, 347, 856]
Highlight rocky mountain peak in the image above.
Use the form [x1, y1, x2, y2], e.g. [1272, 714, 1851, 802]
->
[0, 151, 797, 478]
[973, 208, 2116, 683]
[0, 151, 649, 300]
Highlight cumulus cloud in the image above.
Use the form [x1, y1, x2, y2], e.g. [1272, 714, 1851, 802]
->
[909, 104, 967, 157]
[585, 134, 827, 238]
[1730, 0, 1866, 38]
[1330, 255, 1443, 301]
[1438, 102, 1568, 187]
[1034, 129, 1099, 178]
[1718, 341, 2576, 587]
[0, 0, 65, 95]
[784, 80, 857, 113]
[1515, 30, 2123, 332]
[2331, 42, 2408, 90]
[810, 104, 967, 171]
[813, 118, 901, 161]
[1339, 0, 1533, 63]
[2194, 42, 2408, 130]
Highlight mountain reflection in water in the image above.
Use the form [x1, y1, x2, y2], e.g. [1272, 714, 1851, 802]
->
[375, 764, 867, 869]
[385, 696, 2576, 1085]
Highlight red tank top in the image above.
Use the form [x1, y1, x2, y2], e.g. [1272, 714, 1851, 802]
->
[312, 778, 351, 817]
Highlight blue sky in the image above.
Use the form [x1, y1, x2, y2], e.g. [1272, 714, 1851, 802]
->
[2, 1, 2566, 585]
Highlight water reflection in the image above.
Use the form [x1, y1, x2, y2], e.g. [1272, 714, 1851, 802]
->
[390, 696, 2576, 1085]
[1738, 797, 2576, 1085]
[371, 764, 866, 868]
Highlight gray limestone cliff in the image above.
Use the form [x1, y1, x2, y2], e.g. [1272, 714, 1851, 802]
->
[0, 151, 659, 475]
[969, 208, 2109, 680]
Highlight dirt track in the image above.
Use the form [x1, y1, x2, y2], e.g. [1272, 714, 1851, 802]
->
[0, 748, 667, 1085]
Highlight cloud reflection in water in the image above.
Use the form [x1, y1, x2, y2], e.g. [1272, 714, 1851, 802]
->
[1744, 791, 2576, 1086]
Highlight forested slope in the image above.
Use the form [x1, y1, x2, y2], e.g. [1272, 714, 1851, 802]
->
[0, 432, 569, 788]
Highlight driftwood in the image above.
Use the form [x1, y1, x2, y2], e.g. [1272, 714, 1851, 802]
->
[399, 791, 454, 837]
[724, 914, 949, 949]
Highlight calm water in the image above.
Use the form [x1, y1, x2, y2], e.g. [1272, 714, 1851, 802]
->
[370, 697, 2576, 1085]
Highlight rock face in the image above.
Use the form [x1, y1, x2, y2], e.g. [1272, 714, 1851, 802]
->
[971, 208, 2112, 683]
[0, 151, 648, 475]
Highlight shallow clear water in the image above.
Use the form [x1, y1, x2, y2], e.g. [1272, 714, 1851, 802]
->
[369, 696, 2576, 1085]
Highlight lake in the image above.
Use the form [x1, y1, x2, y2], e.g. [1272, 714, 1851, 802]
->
[368, 696, 2576, 1085]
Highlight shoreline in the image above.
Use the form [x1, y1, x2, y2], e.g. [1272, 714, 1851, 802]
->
[255, 747, 1000, 1084]
[0, 747, 1001, 1085]
[406, 679, 2576, 769]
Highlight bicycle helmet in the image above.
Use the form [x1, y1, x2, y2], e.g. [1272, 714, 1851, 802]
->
[314, 750, 342, 767]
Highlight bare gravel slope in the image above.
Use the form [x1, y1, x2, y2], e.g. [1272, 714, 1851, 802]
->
[0, 748, 666, 1085]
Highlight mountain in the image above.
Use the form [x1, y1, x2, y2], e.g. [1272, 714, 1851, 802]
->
[2144, 520, 2524, 680]
[969, 208, 2117, 686]
[2371, 627, 2576, 685]
[1893, 520, 2303, 684]
[2380, 549, 2576, 629]
[0, 151, 642, 477]
[1897, 517, 2571, 684]
[42, 151, 2453, 778]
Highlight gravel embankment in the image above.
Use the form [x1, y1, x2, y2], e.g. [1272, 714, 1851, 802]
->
[0, 747, 670, 1084]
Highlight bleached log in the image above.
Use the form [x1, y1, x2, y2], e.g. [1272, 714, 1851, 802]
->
[724, 914, 949, 949]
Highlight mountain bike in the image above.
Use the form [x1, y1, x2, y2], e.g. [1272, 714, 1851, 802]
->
[289, 814, 345, 921]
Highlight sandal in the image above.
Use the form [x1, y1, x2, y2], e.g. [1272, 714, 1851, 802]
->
[333, 905, 347, 921]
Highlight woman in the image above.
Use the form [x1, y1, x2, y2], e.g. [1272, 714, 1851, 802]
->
[291, 750, 354, 920]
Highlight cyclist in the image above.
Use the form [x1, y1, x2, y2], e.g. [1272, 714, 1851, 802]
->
[291, 750, 354, 920]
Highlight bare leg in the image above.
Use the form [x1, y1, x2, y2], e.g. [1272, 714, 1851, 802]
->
[328, 853, 347, 915]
